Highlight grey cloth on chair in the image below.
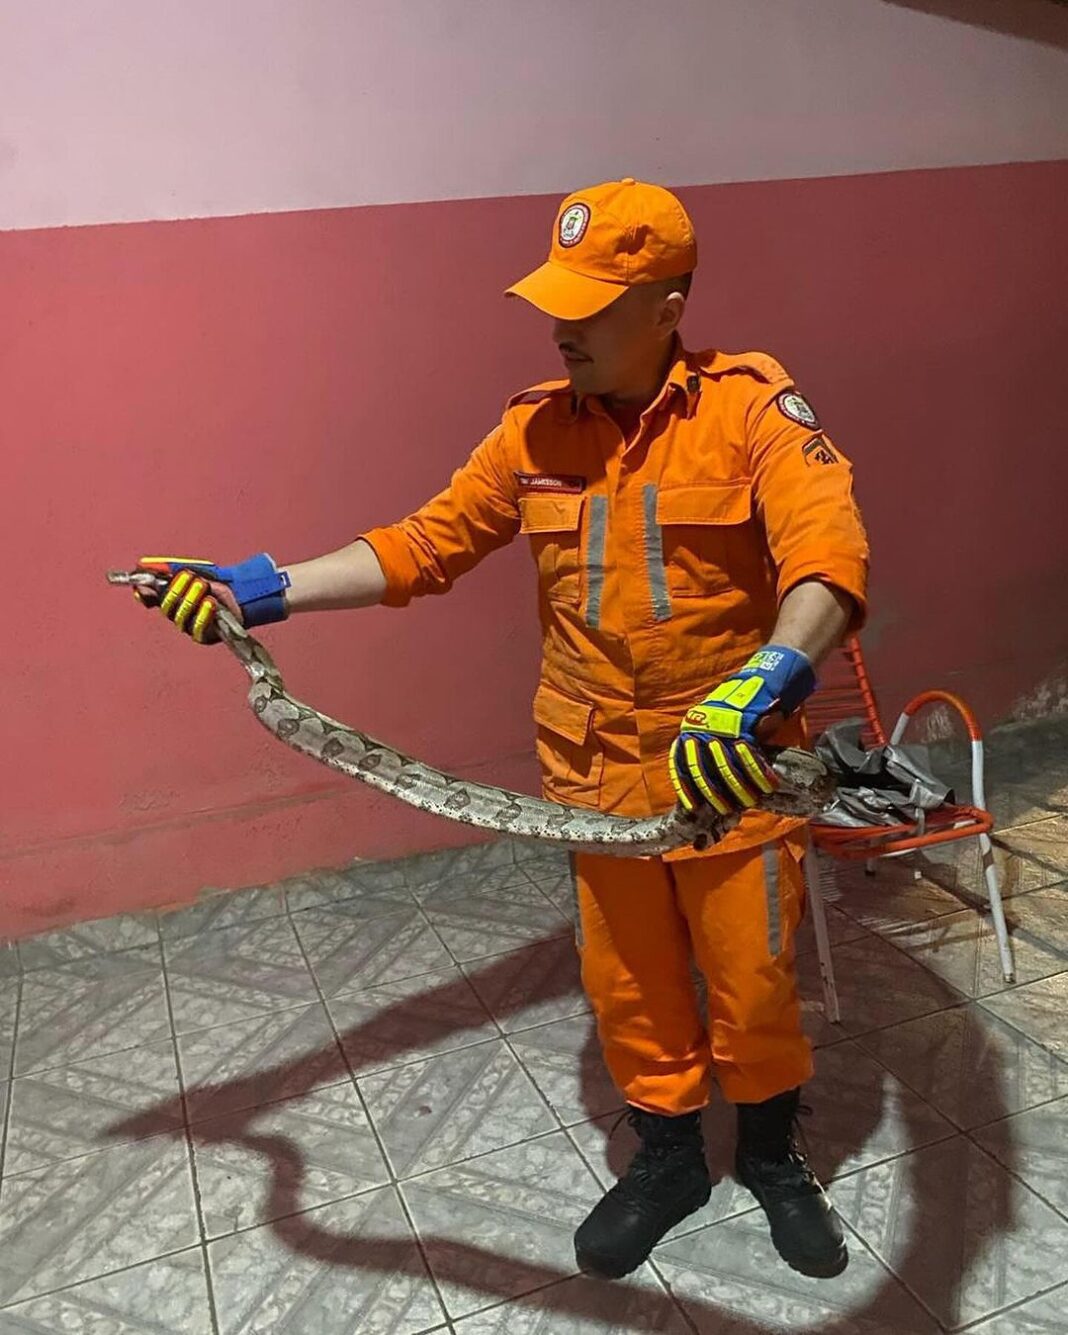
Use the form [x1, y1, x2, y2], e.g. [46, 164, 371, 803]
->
[813, 719, 955, 828]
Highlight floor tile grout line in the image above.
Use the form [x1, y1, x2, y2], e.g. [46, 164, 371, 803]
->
[837, 1213, 951, 1334]
[283, 884, 485, 1011]
[433, 931, 575, 973]
[832, 1134, 1068, 1332]
[833, 916, 981, 1002]
[183, 1073, 359, 1135]
[848, 1018, 1011, 1139]
[852, 975, 1068, 1134]
[974, 970, 1068, 1059]
[348, 1027, 508, 1083]
[811, 994, 975, 1051]
[496, 1026, 574, 1141]
[485, 1000, 594, 1042]
[0, 970, 23, 1184]
[642, 1261, 704, 1335]
[963, 1085, 1068, 1134]
[4, 995, 330, 1083]
[13, 933, 164, 975]
[167, 994, 333, 1046]
[449, 924, 579, 971]
[951, 1274, 1068, 1332]
[196, 1182, 395, 1246]
[284, 901, 454, 1331]
[394, 1120, 584, 1190]
[992, 876, 1068, 903]
[156, 926, 223, 1335]
[429, 1273, 586, 1327]
[429, 1265, 687, 1332]
[160, 913, 338, 1043]
[0, 1241, 211, 1315]
[962, 1133, 1068, 1231]
[0, 1121, 192, 1183]
[855, 905, 1068, 1005]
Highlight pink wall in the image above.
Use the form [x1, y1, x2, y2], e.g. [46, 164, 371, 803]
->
[3, 159, 1067, 939]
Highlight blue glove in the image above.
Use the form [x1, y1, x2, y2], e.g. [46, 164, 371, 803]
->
[136, 554, 290, 642]
[668, 645, 816, 814]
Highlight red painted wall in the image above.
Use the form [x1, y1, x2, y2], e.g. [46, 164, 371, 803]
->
[3, 160, 1066, 938]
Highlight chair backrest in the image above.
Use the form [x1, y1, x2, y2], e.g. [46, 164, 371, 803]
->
[805, 635, 887, 747]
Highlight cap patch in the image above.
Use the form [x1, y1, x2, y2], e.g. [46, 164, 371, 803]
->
[775, 389, 820, 429]
[558, 203, 591, 248]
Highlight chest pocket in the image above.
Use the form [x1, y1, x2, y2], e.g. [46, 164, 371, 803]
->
[656, 480, 754, 598]
[519, 493, 584, 606]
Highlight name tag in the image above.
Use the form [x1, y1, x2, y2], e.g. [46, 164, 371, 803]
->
[514, 471, 586, 495]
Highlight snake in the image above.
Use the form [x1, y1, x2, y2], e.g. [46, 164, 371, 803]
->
[107, 570, 834, 856]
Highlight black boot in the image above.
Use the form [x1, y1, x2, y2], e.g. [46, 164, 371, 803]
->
[735, 1088, 848, 1278]
[574, 1108, 712, 1279]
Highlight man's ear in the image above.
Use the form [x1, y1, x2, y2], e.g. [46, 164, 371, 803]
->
[658, 291, 686, 337]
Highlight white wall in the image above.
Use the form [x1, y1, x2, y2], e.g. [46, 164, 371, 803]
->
[2, 0, 1067, 231]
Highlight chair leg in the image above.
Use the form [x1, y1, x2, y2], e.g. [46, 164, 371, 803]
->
[978, 832, 1015, 984]
[804, 848, 841, 1025]
[864, 858, 877, 877]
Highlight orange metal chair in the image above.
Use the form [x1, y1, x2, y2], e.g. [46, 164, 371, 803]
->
[801, 636, 1014, 1023]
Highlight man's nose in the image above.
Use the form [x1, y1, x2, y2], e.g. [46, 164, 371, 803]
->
[553, 318, 577, 345]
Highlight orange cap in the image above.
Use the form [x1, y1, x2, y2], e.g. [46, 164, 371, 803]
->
[506, 178, 697, 321]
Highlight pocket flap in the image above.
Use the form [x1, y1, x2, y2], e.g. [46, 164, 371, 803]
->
[519, 493, 584, 534]
[656, 480, 752, 526]
[533, 682, 594, 746]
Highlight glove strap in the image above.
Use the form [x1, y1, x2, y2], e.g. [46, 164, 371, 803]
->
[214, 553, 291, 627]
[739, 644, 816, 716]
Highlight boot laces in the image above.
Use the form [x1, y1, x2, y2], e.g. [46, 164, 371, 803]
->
[751, 1102, 820, 1196]
[608, 1108, 701, 1195]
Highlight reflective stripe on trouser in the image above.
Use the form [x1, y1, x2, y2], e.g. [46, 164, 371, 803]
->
[573, 838, 812, 1112]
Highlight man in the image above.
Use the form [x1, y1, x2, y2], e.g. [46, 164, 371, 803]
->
[136, 179, 868, 1280]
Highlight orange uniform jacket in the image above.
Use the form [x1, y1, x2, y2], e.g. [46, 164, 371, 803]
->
[362, 345, 869, 858]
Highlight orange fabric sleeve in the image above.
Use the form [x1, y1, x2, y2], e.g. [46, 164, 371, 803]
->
[360, 426, 520, 607]
[745, 383, 870, 627]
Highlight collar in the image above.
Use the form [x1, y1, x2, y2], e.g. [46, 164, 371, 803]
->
[664, 341, 703, 418]
[573, 338, 702, 423]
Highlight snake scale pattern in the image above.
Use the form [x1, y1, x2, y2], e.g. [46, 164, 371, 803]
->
[108, 571, 834, 856]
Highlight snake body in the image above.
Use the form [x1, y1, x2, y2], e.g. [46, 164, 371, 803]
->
[108, 571, 834, 855]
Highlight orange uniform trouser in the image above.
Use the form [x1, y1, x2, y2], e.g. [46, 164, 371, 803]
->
[574, 837, 813, 1113]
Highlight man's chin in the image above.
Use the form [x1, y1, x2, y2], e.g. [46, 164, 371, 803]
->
[565, 366, 599, 396]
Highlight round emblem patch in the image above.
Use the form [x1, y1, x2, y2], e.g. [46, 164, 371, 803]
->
[558, 202, 591, 248]
[775, 390, 820, 429]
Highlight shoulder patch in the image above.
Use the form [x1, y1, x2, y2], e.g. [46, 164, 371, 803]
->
[699, 349, 791, 385]
[776, 389, 821, 430]
[505, 380, 571, 412]
[801, 434, 839, 467]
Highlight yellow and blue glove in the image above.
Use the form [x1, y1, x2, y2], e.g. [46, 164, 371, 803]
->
[668, 645, 816, 814]
[134, 554, 290, 643]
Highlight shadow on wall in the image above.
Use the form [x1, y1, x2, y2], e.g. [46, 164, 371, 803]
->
[882, 0, 1068, 48]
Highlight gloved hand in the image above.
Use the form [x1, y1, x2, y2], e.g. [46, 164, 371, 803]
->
[134, 554, 290, 643]
[668, 645, 816, 814]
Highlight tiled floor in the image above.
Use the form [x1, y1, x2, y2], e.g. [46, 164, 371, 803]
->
[2, 729, 1068, 1332]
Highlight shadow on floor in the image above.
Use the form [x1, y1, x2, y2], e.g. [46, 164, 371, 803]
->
[107, 928, 1018, 1331]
